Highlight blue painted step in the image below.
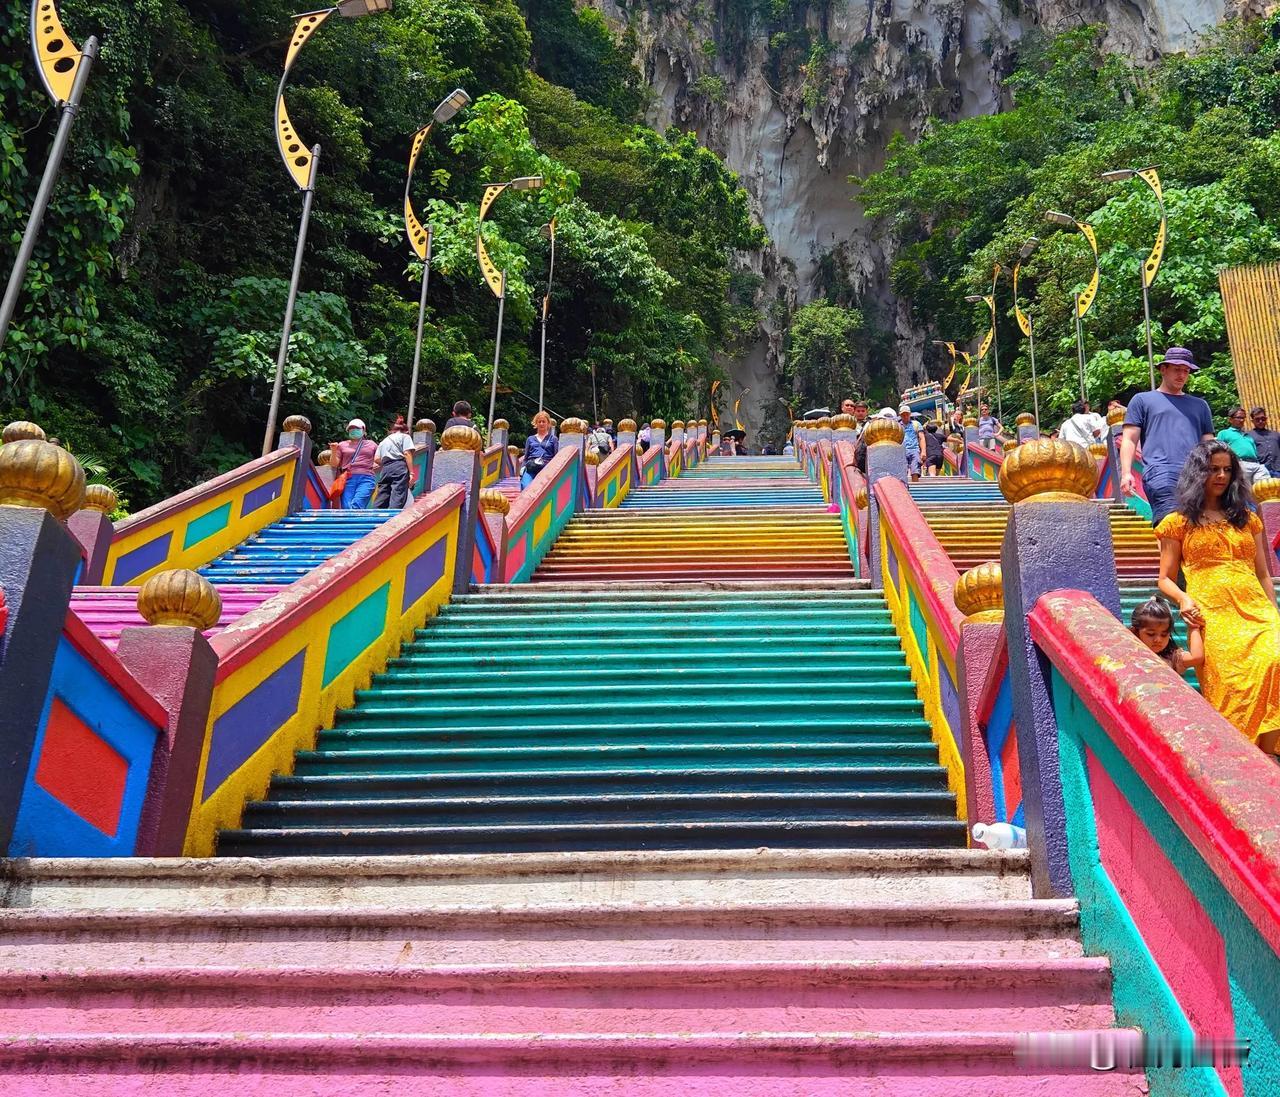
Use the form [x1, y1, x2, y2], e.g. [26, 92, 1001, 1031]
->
[199, 510, 396, 585]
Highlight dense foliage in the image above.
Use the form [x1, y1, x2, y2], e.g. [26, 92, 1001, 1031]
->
[0, 0, 763, 507]
[858, 17, 1280, 426]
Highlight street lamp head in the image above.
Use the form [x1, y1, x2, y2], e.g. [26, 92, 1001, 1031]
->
[931, 340, 950, 348]
[964, 295, 985, 304]
[1044, 210, 1075, 227]
[1019, 237, 1040, 260]
[336, 0, 392, 15]
[508, 175, 544, 191]
[1100, 169, 1136, 182]
[433, 88, 470, 123]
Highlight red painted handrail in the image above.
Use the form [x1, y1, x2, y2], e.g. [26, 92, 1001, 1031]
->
[507, 445, 578, 532]
[212, 484, 465, 678]
[596, 443, 631, 487]
[874, 477, 966, 656]
[975, 632, 1009, 729]
[1029, 588, 1280, 957]
[967, 440, 1003, 467]
[60, 610, 169, 730]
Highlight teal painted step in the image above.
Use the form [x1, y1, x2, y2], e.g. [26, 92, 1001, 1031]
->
[199, 510, 396, 585]
[220, 580, 965, 856]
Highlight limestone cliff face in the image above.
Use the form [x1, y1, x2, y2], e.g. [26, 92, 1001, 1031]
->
[591, 0, 1230, 436]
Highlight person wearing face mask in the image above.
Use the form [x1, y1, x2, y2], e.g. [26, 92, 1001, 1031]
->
[329, 418, 378, 509]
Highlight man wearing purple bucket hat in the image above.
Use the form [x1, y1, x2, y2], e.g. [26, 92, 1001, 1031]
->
[1120, 346, 1215, 527]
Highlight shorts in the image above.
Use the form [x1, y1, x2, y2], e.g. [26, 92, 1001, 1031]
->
[1145, 482, 1177, 529]
[906, 452, 921, 476]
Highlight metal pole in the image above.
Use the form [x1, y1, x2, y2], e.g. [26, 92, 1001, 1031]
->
[1141, 270, 1156, 392]
[486, 270, 506, 442]
[0, 36, 99, 352]
[407, 227, 432, 427]
[1074, 291, 1087, 403]
[538, 311, 547, 412]
[262, 144, 320, 457]
[590, 362, 598, 424]
[991, 299, 1003, 422]
[1027, 313, 1041, 430]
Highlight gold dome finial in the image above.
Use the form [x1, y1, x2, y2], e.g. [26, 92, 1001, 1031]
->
[492, 418, 509, 432]
[698, 418, 708, 426]
[281, 414, 311, 434]
[1106, 406, 1125, 427]
[831, 413, 856, 430]
[861, 417, 905, 447]
[999, 438, 1097, 503]
[1002, 437, 1019, 453]
[815, 417, 832, 430]
[954, 562, 1004, 623]
[584, 448, 602, 466]
[1015, 411, 1035, 427]
[316, 448, 332, 467]
[440, 425, 483, 452]
[855, 487, 869, 510]
[479, 488, 511, 515]
[82, 483, 118, 514]
[560, 417, 588, 435]
[1254, 479, 1280, 504]
[415, 418, 435, 434]
[137, 570, 222, 630]
[507, 444, 519, 458]
[618, 418, 637, 433]
[1088, 441, 1109, 458]
[2, 421, 46, 444]
[671, 420, 686, 430]
[0, 438, 86, 519]
[650, 418, 666, 430]
[963, 414, 978, 429]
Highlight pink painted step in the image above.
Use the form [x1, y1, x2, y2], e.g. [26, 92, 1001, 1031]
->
[0, 1032, 1149, 1095]
[68, 585, 282, 650]
[494, 475, 522, 502]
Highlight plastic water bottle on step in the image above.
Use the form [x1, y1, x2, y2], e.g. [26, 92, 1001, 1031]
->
[972, 822, 1027, 850]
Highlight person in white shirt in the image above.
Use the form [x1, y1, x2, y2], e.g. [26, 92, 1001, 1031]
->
[373, 414, 417, 509]
[1059, 400, 1107, 450]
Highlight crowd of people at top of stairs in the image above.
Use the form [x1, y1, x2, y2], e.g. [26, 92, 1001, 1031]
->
[327, 414, 417, 510]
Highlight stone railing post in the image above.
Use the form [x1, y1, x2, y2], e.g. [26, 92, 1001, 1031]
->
[863, 417, 908, 590]
[559, 418, 589, 505]
[278, 413, 313, 513]
[430, 424, 483, 595]
[67, 482, 118, 585]
[118, 569, 221, 856]
[670, 420, 686, 447]
[999, 439, 1122, 898]
[1015, 411, 1039, 444]
[1100, 406, 1124, 502]
[814, 417, 833, 447]
[649, 419, 667, 453]
[413, 418, 436, 497]
[616, 418, 637, 449]
[478, 489, 510, 580]
[0, 423, 86, 851]
[831, 414, 858, 449]
[1256, 481, 1280, 577]
[490, 418, 510, 453]
[954, 561, 1005, 827]
[583, 448, 601, 507]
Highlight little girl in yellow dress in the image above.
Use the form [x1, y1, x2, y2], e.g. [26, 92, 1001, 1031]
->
[1156, 441, 1280, 754]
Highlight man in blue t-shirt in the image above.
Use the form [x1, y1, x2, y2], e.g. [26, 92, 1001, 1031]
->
[1119, 346, 1215, 527]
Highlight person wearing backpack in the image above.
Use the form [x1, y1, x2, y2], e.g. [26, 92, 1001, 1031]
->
[328, 418, 377, 509]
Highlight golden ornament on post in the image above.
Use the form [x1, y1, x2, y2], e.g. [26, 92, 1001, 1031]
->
[1088, 442, 1110, 458]
[698, 418, 708, 427]
[560, 418, 588, 435]
[137, 569, 222, 630]
[478, 488, 511, 515]
[491, 418, 509, 432]
[946, 433, 964, 452]
[1002, 438, 1019, 453]
[815, 417, 832, 430]
[82, 483, 118, 514]
[281, 414, 311, 434]
[650, 419, 666, 430]
[1253, 479, 1280, 504]
[415, 419, 435, 434]
[507, 444, 519, 458]
[671, 420, 686, 431]
[855, 487, 869, 510]
[0, 436, 86, 519]
[584, 448, 602, 466]
[2, 421, 46, 444]
[316, 448, 332, 467]
[831, 414, 856, 430]
[861, 417, 905, 447]
[618, 419, 637, 433]
[1106, 406, 1125, 427]
[1015, 411, 1035, 427]
[999, 438, 1098, 503]
[963, 415, 978, 429]
[440, 425, 483, 452]
[954, 561, 1004, 623]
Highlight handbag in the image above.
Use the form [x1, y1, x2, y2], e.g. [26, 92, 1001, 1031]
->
[327, 439, 365, 503]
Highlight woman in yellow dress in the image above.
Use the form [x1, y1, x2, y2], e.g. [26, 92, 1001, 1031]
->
[1156, 440, 1280, 755]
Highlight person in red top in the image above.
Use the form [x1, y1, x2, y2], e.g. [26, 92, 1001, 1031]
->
[328, 418, 377, 509]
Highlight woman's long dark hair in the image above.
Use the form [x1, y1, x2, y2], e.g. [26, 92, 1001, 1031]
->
[1175, 439, 1255, 528]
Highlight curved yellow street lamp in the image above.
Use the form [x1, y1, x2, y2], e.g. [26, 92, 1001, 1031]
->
[0, 1, 99, 351]
[403, 88, 470, 428]
[1101, 167, 1166, 391]
[1045, 209, 1101, 403]
[1011, 237, 1041, 427]
[261, 0, 393, 456]
[477, 176, 544, 439]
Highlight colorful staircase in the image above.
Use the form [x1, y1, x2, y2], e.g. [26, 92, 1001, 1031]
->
[909, 479, 1160, 578]
[67, 585, 281, 651]
[0, 850, 1145, 1095]
[537, 456, 853, 582]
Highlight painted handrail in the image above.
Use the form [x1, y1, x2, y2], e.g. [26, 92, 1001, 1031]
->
[973, 632, 1019, 827]
[8, 610, 168, 857]
[1029, 589, 1280, 1082]
[594, 443, 635, 509]
[831, 441, 869, 578]
[874, 476, 967, 815]
[503, 445, 582, 582]
[665, 437, 684, 480]
[471, 503, 501, 584]
[480, 443, 504, 488]
[966, 441, 1002, 482]
[638, 443, 663, 487]
[184, 484, 465, 853]
[102, 448, 299, 585]
[1030, 588, 1280, 955]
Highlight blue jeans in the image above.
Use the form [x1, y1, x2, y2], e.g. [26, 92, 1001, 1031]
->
[341, 473, 376, 509]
